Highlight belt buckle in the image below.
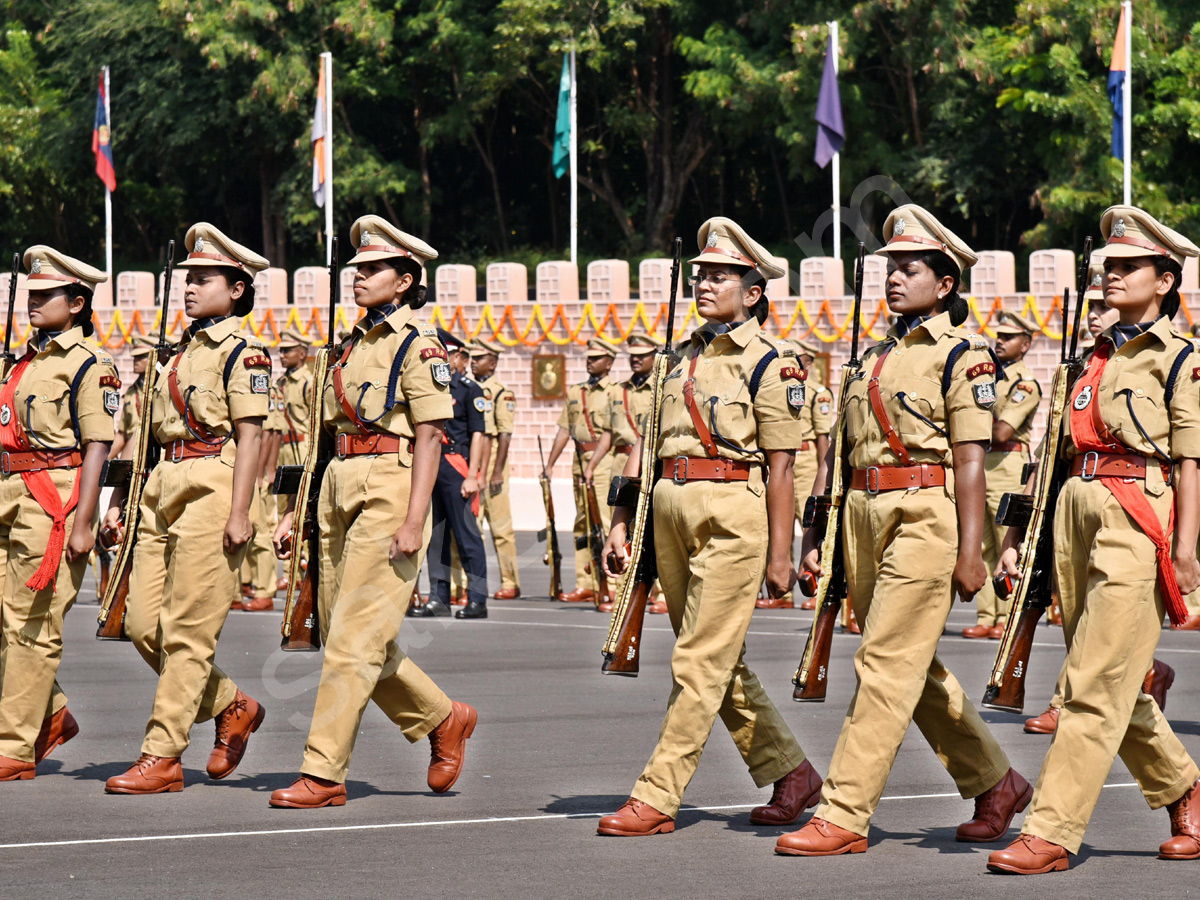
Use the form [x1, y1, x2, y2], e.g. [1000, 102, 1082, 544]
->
[672, 458, 688, 484]
[170, 441, 184, 462]
[0, 452, 9, 475]
[336, 434, 349, 458]
[1081, 451, 1099, 481]
[865, 466, 881, 494]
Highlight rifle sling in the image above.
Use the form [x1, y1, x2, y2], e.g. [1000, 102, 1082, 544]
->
[867, 346, 915, 466]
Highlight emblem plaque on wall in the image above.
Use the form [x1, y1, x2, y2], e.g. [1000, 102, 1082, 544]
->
[532, 354, 567, 400]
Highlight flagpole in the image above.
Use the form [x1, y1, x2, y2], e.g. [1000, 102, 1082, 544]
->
[569, 47, 578, 267]
[1122, 1, 1132, 205]
[103, 65, 113, 296]
[322, 52, 335, 266]
[829, 22, 841, 262]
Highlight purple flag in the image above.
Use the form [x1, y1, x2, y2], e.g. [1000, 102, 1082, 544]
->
[814, 33, 844, 168]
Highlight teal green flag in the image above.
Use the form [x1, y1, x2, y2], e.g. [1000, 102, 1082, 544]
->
[552, 55, 570, 179]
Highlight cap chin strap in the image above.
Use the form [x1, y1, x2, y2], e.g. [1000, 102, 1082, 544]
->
[358, 243, 415, 260]
[887, 233, 949, 253]
[701, 245, 760, 274]
[187, 250, 250, 273]
[1106, 235, 1173, 258]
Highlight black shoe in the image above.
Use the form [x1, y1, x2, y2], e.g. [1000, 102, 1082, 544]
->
[418, 599, 452, 618]
[455, 600, 488, 619]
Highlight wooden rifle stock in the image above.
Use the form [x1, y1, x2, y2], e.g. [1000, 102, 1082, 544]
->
[584, 478, 609, 604]
[794, 597, 841, 701]
[602, 578, 652, 675]
[536, 436, 563, 598]
[981, 602, 1041, 713]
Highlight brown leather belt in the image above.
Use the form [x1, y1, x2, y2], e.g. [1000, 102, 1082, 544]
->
[162, 439, 224, 462]
[799, 441, 813, 452]
[663, 456, 753, 484]
[0, 449, 82, 474]
[1068, 451, 1169, 481]
[850, 464, 946, 493]
[576, 440, 599, 453]
[614, 445, 633, 455]
[281, 434, 305, 445]
[335, 432, 412, 458]
[990, 440, 1027, 453]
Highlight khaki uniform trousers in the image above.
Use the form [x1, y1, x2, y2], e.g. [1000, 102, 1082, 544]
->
[572, 449, 612, 592]
[0, 471, 89, 761]
[1022, 478, 1199, 853]
[815, 483, 1011, 836]
[791, 445, 819, 528]
[630, 475, 806, 818]
[483, 461, 520, 591]
[975, 450, 1025, 627]
[301, 454, 452, 784]
[126, 458, 243, 757]
[240, 481, 277, 600]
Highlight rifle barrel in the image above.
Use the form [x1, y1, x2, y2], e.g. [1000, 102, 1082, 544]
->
[664, 237, 682, 353]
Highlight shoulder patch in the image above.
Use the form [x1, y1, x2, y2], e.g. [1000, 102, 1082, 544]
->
[103, 390, 120, 413]
[966, 362, 996, 379]
[1193, 367, 1200, 381]
[99, 374, 121, 389]
[243, 353, 271, 369]
[431, 361, 452, 385]
[779, 366, 807, 381]
[473, 396, 487, 412]
[974, 382, 997, 408]
[420, 346, 448, 361]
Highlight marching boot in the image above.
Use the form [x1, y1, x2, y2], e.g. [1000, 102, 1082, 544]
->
[987, 625, 1005, 639]
[749, 760, 822, 825]
[1023, 706, 1059, 735]
[1160, 780, 1200, 860]
[269, 775, 347, 809]
[1170, 614, 1200, 631]
[756, 596, 794, 610]
[1144, 659, 1176, 710]
[493, 587, 521, 600]
[962, 625, 992, 639]
[242, 595, 275, 612]
[105, 755, 183, 794]
[417, 599, 452, 618]
[34, 707, 79, 764]
[597, 798, 675, 836]
[0, 756, 35, 781]
[799, 597, 817, 611]
[647, 597, 668, 615]
[844, 607, 861, 635]
[454, 600, 488, 619]
[987, 835, 1069, 874]
[956, 768, 1033, 842]
[1046, 595, 1063, 626]
[207, 690, 265, 779]
[427, 701, 477, 793]
[561, 586, 594, 603]
[775, 818, 867, 856]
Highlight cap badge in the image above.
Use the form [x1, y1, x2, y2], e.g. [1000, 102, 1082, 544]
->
[894, 217, 906, 236]
[705, 231, 719, 249]
[360, 231, 372, 247]
[1091, 273, 1102, 287]
[194, 237, 206, 253]
[30, 258, 42, 275]
[1113, 218, 1127, 238]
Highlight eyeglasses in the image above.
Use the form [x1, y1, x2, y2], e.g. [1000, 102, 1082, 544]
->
[687, 273, 741, 288]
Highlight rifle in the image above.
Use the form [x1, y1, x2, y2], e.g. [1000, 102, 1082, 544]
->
[983, 237, 1092, 713]
[2, 253, 17, 380]
[600, 236, 682, 675]
[272, 237, 339, 651]
[583, 476, 610, 608]
[536, 436, 563, 600]
[97, 241, 177, 640]
[792, 243, 867, 701]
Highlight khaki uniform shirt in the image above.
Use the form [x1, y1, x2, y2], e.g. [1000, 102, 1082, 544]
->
[321, 305, 453, 442]
[844, 312, 996, 469]
[477, 374, 515, 436]
[276, 366, 313, 442]
[119, 375, 144, 439]
[800, 379, 834, 443]
[656, 318, 807, 464]
[557, 376, 614, 444]
[5, 327, 118, 448]
[149, 316, 270, 445]
[992, 357, 1041, 445]
[1063, 317, 1200, 464]
[610, 375, 655, 450]
[265, 375, 285, 433]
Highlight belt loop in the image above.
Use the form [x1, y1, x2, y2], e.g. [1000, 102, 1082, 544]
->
[1081, 451, 1099, 481]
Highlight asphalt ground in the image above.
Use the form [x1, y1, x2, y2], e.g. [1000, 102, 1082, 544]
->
[3, 532, 1200, 899]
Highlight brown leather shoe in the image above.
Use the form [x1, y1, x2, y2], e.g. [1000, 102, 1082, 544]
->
[775, 817, 867, 856]
[957, 768, 1033, 842]
[1160, 780, 1200, 860]
[844, 609, 861, 635]
[230, 598, 244, 611]
[242, 596, 275, 612]
[962, 625, 992, 639]
[207, 690, 265, 779]
[276, 575, 290, 593]
[799, 597, 817, 611]
[1171, 614, 1200, 631]
[241, 583, 254, 599]
[597, 798, 675, 836]
[34, 707, 79, 764]
[450, 590, 466, 607]
[750, 760, 823, 825]
[0, 756, 35, 781]
[988, 625, 1005, 639]
[648, 598, 668, 615]
[1047, 596, 1063, 626]
[1023, 706, 1059, 735]
[427, 701, 477, 793]
[493, 587, 521, 600]
[597, 600, 614, 613]
[105, 755, 183, 794]
[269, 774, 347, 809]
[987, 834, 1069, 874]
[561, 587, 594, 603]
[756, 596, 795, 610]
[1144, 659, 1175, 711]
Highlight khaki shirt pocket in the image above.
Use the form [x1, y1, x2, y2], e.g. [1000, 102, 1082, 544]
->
[185, 384, 232, 436]
[348, 364, 393, 427]
[891, 375, 945, 441]
[24, 380, 72, 447]
[1109, 375, 1167, 457]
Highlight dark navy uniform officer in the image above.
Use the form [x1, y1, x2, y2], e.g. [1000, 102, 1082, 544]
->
[419, 330, 489, 619]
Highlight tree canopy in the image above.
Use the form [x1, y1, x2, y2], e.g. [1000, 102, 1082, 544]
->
[0, 0, 1196, 279]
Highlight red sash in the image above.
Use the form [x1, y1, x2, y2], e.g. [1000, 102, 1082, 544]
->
[443, 449, 480, 516]
[1069, 341, 1188, 625]
[0, 352, 81, 591]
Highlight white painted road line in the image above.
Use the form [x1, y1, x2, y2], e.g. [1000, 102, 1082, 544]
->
[0, 783, 1139, 851]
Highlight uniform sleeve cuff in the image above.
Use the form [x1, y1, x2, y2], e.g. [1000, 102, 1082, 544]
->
[229, 394, 269, 421]
[409, 396, 454, 424]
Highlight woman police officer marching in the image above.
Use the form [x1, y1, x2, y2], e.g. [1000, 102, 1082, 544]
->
[0, 247, 117, 780]
[988, 207, 1200, 874]
[102, 224, 271, 794]
[268, 215, 476, 809]
[598, 217, 822, 837]
[776, 205, 1031, 857]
